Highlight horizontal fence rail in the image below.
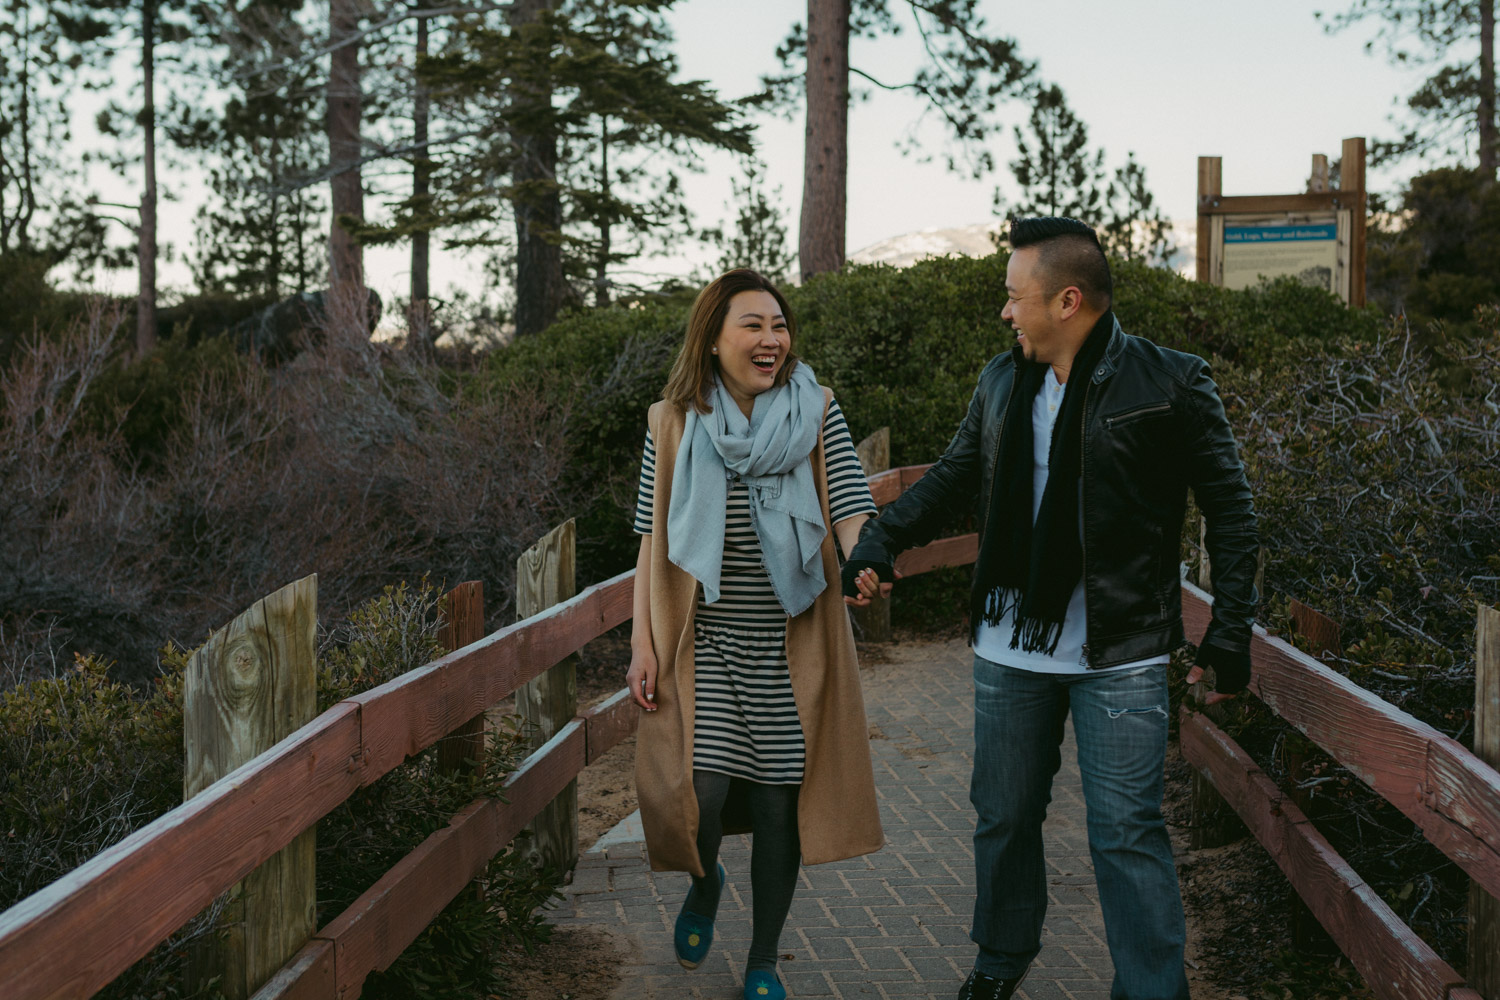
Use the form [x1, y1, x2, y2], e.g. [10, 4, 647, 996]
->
[0, 569, 634, 1000]
[1181, 584, 1500, 901]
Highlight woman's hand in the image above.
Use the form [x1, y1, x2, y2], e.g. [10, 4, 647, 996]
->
[842, 564, 900, 607]
[628, 534, 658, 711]
[627, 645, 658, 711]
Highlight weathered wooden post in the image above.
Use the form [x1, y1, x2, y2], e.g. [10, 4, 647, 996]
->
[1188, 518, 1244, 850]
[184, 575, 317, 1000]
[516, 519, 579, 873]
[853, 427, 891, 642]
[437, 581, 487, 777]
[1470, 603, 1500, 998]
[1285, 598, 1341, 956]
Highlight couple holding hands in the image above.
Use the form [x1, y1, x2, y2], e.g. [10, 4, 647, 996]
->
[625, 217, 1258, 1000]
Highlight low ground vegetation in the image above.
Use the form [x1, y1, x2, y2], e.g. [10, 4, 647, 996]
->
[0, 580, 556, 999]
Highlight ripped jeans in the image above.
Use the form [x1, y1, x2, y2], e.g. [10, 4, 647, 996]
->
[970, 655, 1188, 1000]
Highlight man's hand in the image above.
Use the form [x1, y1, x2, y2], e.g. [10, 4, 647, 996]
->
[841, 559, 897, 607]
[1187, 642, 1251, 706]
[1184, 664, 1235, 706]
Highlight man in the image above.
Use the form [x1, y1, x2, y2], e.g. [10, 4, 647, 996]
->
[843, 217, 1258, 1000]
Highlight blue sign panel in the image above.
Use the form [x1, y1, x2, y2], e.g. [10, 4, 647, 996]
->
[1224, 224, 1337, 244]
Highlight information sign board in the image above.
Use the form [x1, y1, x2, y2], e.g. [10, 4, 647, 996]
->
[1195, 138, 1366, 308]
[1222, 221, 1338, 293]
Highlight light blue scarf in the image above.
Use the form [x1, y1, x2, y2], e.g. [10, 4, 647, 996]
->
[667, 362, 828, 616]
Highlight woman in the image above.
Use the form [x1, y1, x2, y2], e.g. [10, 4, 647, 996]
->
[626, 269, 884, 1000]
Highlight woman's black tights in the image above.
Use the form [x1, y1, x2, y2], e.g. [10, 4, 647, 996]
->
[686, 769, 802, 975]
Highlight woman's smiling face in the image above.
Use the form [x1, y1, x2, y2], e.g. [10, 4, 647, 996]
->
[713, 290, 791, 407]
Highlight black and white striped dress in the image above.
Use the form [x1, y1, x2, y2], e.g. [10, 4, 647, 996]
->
[634, 399, 876, 785]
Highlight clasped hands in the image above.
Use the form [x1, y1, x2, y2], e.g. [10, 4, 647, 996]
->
[840, 559, 898, 607]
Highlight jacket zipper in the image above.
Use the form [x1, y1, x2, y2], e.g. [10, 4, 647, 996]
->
[981, 367, 1016, 537]
[1104, 401, 1170, 430]
[1081, 375, 1092, 666]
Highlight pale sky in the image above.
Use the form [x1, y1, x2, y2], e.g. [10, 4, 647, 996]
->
[80, 0, 1436, 311]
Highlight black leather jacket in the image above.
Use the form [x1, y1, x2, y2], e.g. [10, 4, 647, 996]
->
[852, 316, 1259, 668]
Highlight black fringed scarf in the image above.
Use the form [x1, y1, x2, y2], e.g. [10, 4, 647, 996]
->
[972, 311, 1115, 655]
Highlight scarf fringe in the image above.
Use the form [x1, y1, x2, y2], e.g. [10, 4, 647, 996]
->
[979, 587, 1065, 656]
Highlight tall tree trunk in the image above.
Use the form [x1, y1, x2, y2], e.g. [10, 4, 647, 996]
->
[295, 186, 310, 295]
[1482, 0, 1496, 181]
[799, 0, 850, 282]
[138, 0, 158, 355]
[269, 134, 283, 298]
[508, 0, 563, 338]
[410, 2, 433, 351]
[4, 3, 38, 253]
[328, 0, 365, 308]
[595, 115, 610, 308]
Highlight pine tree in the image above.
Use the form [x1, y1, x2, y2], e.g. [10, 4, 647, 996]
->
[86, 0, 200, 352]
[328, 0, 364, 315]
[765, 0, 1036, 280]
[186, 0, 325, 301]
[376, 1, 752, 333]
[1100, 153, 1175, 265]
[0, 3, 120, 270]
[1001, 84, 1109, 224]
[1319, 0, 1497, 178]
[1002, 87, 1173, 267]
[700, 160, 797, 283]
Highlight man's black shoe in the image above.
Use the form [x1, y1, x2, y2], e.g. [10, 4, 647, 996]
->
[956, 967, 1028, 1000]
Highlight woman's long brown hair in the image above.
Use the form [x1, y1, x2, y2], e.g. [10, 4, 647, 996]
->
[662, 269, 800, 414]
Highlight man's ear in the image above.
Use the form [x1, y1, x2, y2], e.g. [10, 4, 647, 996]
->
[1057, 286, 1084, 320]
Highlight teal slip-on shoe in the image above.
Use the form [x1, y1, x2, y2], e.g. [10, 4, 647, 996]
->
[674, 862, 726, 970]
[743, 969, 786, 1000]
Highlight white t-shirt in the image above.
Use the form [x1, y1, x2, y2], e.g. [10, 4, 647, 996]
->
[972, 367, 1169, 674]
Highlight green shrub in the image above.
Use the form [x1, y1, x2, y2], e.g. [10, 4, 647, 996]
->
[475, 253, 1383, 581]
[480, 301, 684, 581]
[81, 333, 249, 466]
[0, 580, 557, 1000]
[0, 251, 96, 371]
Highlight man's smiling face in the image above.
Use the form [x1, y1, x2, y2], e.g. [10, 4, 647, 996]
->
[1001, 246, 1064, 366]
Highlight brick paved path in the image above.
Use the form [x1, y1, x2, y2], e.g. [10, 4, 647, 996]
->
[556, 638, 1122, 1000]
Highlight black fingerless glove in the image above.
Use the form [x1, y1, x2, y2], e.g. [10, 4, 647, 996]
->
[1196, 641, 1251, 695]
[841, 558, 894, 598]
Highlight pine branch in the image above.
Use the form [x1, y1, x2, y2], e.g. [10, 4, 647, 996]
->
[232, 2, 511, 83]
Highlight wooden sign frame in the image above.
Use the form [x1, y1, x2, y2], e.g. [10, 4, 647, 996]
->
[1196, 137, 1366, 308]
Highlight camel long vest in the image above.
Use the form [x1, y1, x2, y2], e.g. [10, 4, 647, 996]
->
[635, 391, 885, 875]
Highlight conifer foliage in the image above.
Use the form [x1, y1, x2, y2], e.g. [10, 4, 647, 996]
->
[1000, 84, 1174, 265]
[376, 0, 753, 335]
[1319, 0, 1498, 178]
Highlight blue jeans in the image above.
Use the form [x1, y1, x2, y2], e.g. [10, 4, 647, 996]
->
[970, 655, 1188, 1000]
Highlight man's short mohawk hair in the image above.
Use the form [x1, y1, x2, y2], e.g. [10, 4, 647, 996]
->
[1008, 216, 1101, 250]
[1005, 216, 1113, 310]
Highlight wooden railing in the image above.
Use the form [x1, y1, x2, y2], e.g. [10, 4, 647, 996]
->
[2, 462, 1495, 1000]
[1180, 586, 1500, 1000]
[0, 463, 964, 1000]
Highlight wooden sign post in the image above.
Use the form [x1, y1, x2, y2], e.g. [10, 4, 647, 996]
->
[1188, 521, 1243, 849]
[1197, 137, 1366, 307]
[183, 575, 318, 1000]
[515, 519, 579, 874]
